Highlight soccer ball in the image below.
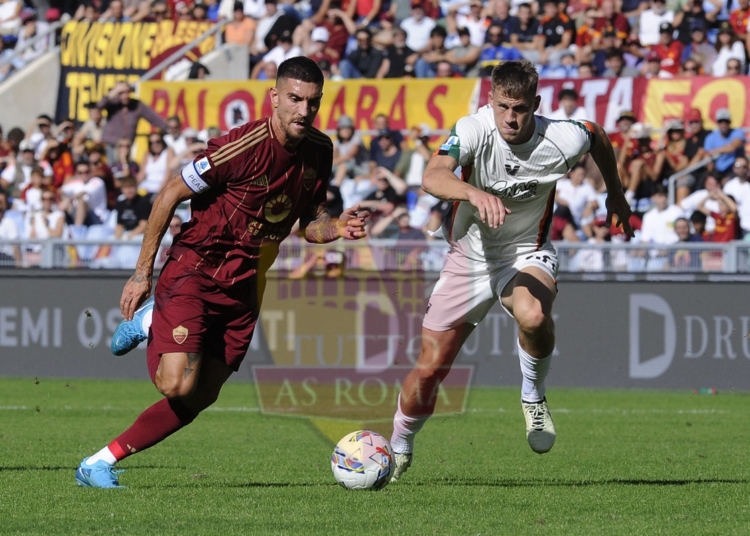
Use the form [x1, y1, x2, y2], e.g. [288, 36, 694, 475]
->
[330, 430, 393, 491]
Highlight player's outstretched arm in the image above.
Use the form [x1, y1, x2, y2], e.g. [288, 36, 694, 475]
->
[304, 204, 370, 243]
[585, 121, 635, 238]
[119, 174, 195, 320]
[423, 154, 510, 228]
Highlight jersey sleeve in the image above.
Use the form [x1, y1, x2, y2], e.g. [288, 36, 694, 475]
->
[180, 136, 242, 194]
[436, 116, 482, 167]
[554, 120, 596, 166]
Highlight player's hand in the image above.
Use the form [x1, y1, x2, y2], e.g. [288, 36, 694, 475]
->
[467, 188, 510, 228]
[120, 272, 152, 320]
[605, 193, 635, 238]
[338, 204, 370, 240]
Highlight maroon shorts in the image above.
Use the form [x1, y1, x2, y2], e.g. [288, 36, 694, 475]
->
[146, 258, 261, 381]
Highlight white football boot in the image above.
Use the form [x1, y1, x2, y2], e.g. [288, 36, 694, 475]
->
[390, 453, 413, 483]
[522, 397, 556, 454]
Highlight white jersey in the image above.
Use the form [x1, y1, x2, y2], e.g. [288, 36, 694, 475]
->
[438, 106, 593, 263]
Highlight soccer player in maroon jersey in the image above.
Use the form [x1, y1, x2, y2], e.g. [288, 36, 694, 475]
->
[75, 57, 369, 488]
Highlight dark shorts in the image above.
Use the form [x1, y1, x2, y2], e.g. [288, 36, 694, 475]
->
[146, 258, 261, 381]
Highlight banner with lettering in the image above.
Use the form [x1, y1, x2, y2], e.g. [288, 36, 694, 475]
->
[55, 20, 215, 123]
[138, 78, 478, 135]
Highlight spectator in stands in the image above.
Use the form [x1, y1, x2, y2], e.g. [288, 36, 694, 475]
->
[164, 116, 188, 156]
[488, 0, 514, 39]
[577, 62, 596, 78]
[225, 1, 256, 49]
[639, 0, 673, 46]
[595, 0, 630, 40]
[339, 27, 385, 78]
[652, 119, 691, 202]
[680, 20, 715, 72]
[609, 110, 636, 155]
[704, 108, 745, 180]
[0, 0, 21, 36]
[536, 0, 575, 66]
[651, 22, 683, 76]
[434, 59, 459, 77]
[680, 57, 701, 76]
[369, 128, 402, 174]
[548, 88, 588, 121]
[508, 3, 540, 62]
[59, 160, 108, 228]
[679, 174, 719, 233]
[1, 140, 51, 199]
[602, 48, 640, 77]
[414, 25, 448, 78]
[250, 0, 280, 57]
[729, 0, 750, 41]
[15, 11, 52, 66]
[478, 22, 522, 74]
[725, 57, 744, 76]
[540, 51, 580, 78]
[97, 82, 168, 165]
[358, 166, 407, 216]
[74, 2, 101, 22]
[723, 156, 750, 237]
[311, 5, 355, 61]
[575, 7, 599, 63]
[188, 61, 211, 79]
[72, 103, 106, 158]
[192, 2, 210, 21]
[713, 22, 746, 76]
[26, 114, 54, 160]
[452, 0, 488, 47]
[380, 27, 418, 77]
[0, 124, 11, 173]
[111, 138, 139, 185]
[18, 165, 45, 214]
[640, 183, 682, 244]
[305, 27, 339, 68]
[371, 113, 405, 151]
[114, 176, 152, 241]
[25, 187, 66, 243]
[137, 131, 172, 198]
[690, 210, 707, 238]
[251, 29, 302, 77]
[641, 50, 665, 77]
[673, 0, 711, 45]
[698, 189, 739, 241]
[0, 191, 20, 266]
[554, 163, 598, 235]
[619, 122, 659, 210]
[569, 216, 614, 272]
[331, 115, 367, 183]
[684, 107, 709, 149]
[40, 139, 74, 190]
[401, 1, 436, 52]
[87, 144, 116, 209]
[6, 126, 23, 156]
[669, 217, 702, 270]
[104, 0, 131, 22]
[395, 124, 434, 189]
[139, 0, 170, 22]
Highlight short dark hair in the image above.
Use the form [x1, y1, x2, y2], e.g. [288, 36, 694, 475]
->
[120, 176, 137, 188]
[37, 114, 53, 123]
[75, 159, 90, 170]
[652, 183, 667, 196]
[690, 210, 707, 224]
[430, 25, 447, 38]
[605, 47, 624, 60]
[277, 56, 324, 87]
[558, 88, 578, 101]
[490, 60, 538, 100]
[7, 127, 24, 143]
[674, 216, 689, 227]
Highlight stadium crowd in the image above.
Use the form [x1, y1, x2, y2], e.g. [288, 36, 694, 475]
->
[0, 0, 749, 270]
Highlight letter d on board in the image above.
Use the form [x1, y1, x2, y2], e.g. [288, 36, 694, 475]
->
[629, 293, 676, 379]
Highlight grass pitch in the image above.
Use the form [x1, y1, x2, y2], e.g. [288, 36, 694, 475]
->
[1, 377, 749, 535]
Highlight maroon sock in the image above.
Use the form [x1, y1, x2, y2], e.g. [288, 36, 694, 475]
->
[110, 398, 196, 461]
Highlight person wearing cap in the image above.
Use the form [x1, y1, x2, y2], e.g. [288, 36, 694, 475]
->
[535, 0, 575, 66]
[713, 21, 745, 76]
[251, 29, 303, 78]
[652, 118, 693, 202]
[306, 26, 339, 67]
[641, 49, 665, 77]
[679, 19, 715, 73]
[224, 1, 257, 49]
[330, 115, 367, 184]
[638, 0, 673, 47]
[649, 22, 683, 76]
[508, 3, 541, 63]
[445, 25, 481, 77]
[339, 27, 385, 78]
[609, 110, 636, 152]
[380, 27, 419, 78]
[400, 1, 437, 52]
[703, 108, 746, 179]
[729, 0, 750, 40]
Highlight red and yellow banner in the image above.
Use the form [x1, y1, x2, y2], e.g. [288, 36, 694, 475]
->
[138, 78, 477, 135]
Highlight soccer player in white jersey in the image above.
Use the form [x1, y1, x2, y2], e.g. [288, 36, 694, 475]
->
[389, 60, 634, 482]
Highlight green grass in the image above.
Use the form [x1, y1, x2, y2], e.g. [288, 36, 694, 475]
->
[1, 377, 749, 535]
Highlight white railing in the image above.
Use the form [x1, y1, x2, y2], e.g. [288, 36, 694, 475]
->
[1, 238, 749, 273]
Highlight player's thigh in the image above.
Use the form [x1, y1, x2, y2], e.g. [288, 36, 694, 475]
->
[422, 251, 496, 333]
[500, 266, 557, 326]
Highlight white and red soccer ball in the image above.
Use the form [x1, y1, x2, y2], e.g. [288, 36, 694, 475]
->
[330, 430, 393, 490]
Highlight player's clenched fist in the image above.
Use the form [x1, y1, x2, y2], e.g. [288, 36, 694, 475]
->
[467, 188, 511, 228]
[338, 205, 371, 240]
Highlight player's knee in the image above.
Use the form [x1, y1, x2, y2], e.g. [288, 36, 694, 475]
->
[515, 306, 549, 336]
[155, 373, 196, 399]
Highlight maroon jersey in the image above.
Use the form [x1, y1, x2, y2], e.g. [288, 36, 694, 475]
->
[173, 118, 333, 288]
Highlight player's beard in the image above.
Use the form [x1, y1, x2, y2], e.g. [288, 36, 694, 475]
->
[286, 115, 310, 142]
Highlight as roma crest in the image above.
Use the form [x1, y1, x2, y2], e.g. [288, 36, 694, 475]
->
[302, 168, 316, 190]
[172, 325, 188, 345]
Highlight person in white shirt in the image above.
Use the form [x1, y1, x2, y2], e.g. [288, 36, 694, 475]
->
[679, 175, 720, 232]
[547, 88, 589, 122]
[388, 60, 633, 483]
[59, 160, 109, 227]
[455, 0, 488, 47]
[722, 156, 750, 236]
[639, 183, 682, 244]
[0, 140, 52, 197]
[639, 0, 674, 47]
[400, 1, 437, 52]
[251, 29, 302, 77]
[555, 163, 598, 230]
[712, 22, 746, 77]
[163, 116, 188, 156]
[0, 192, 20, 265]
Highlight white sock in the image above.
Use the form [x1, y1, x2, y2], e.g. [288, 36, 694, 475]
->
[390, 395, 430, 454]
[140, 308, 152, 333]
[518, 338, 551, 403]
[86, 446, 117, 466]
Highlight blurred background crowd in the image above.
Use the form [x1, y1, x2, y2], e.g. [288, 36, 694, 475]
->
[0, 0, 749, 273]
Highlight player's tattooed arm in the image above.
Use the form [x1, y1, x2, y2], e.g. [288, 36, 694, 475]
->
[304, 204, 370, 243]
